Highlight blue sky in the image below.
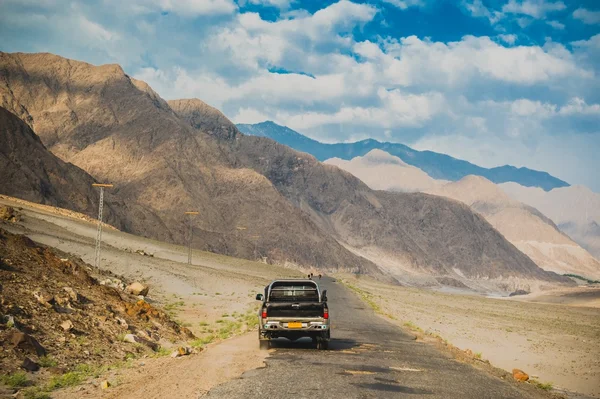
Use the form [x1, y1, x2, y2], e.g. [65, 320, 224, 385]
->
[1, 0, 599, 190]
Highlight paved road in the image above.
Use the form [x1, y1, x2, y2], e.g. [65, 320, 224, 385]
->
[205, 277, 542, 399]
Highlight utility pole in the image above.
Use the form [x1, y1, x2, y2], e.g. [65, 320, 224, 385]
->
[185, 211, 199, 264]
[250, 235, 260, 260]
[92, 183, 113, 270]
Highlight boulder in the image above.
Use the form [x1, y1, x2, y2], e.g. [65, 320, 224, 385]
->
[512, 369, 529, 382]
[123, 334, 138, 344]
[60, 320, 74, 332]
[21, 357, 40, 372]
[100, 278, 125, 291]
[115, 317, 128, 329]
[0, 206, 19, 222]
[171, 346, 193, 358]
[63, 287, 78, 302]
[33, 290, 54, 307]
[123, 333, 159, 351]
[126, 282, 149, 296]
[10, 331, 46, 357]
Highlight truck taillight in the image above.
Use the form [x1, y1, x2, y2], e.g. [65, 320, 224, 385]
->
[323, 308, 329, 320]
[261, 308, 267, 319]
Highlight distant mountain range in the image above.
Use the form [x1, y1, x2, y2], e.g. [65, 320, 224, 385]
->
[237, 121, 569, 191]
[324, 148, 600, 279]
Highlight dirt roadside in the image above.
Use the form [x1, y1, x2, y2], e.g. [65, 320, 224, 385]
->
[52, 333, 267, 399]
[338, 274, 600, 398]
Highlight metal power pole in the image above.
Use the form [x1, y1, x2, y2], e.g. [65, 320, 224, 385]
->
[184, 211, 199, 264]
[250, 235, 260, 260]
[92, 183, 113, 269]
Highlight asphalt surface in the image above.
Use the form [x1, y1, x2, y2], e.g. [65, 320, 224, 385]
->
[204, 277, 543, 399]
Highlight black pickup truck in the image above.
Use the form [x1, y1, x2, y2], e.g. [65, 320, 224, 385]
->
[256, 279, 330, 350]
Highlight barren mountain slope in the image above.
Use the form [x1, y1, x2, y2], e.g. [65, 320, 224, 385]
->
[427, 176, 600, 279]
[0, 51, 571, 289]
[210, 130, 571, 289]
[0, 51, 378, 274]
[0, 106, 170, 237]
[324, 149, 447, 192]
[501, 182, 600, 260]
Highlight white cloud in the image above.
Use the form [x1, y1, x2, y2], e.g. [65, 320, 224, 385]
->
[245, 0, 293, 9]
[497, 33, 517, 45]
[382, 0, 426, 10]
[573, 8, 600, 25]
[546, 20, 564, 29]
[462, 0, 504, 24]
[559, 97, 600, 116]
[380, 35, 590, 87]
[142, 0, 237, 16]
[502, 0, 566, 19]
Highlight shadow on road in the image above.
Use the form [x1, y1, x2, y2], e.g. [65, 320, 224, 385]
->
[352, 383, 433, 395]
[268, 337, 359, 351]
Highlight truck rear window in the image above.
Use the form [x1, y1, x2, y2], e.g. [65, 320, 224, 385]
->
[269, 283, 319, 302]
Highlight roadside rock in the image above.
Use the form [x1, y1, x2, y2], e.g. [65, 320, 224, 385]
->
[115, 317, 128, 329]
[171, 347, 192, 358]
[63, 287, 78, 302]
[123, 333, 159, 351]
[60, 319, 74, 332]
[100, 278, 125, 291]
[21, 357, 40, 372]
[0, 206, 20, 223]
[10, 331, 46, 357]
[509, 290, 530, 297]
[512, 369, 529, 382]
[33, 290, 54, 307]
[123, 334, 138, 344]
[126, 282, 149, 296]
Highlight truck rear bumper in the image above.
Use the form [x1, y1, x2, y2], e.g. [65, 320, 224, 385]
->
[259, 319, 330, 340]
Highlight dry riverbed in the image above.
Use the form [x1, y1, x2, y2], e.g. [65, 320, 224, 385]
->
[338, 274, 600, 398]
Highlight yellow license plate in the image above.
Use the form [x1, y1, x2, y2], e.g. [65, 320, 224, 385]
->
[288, 322, 302, 329]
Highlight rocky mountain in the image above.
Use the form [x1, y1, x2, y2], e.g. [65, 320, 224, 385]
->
[237, 121, 569, 191]
[324, 149, 447, 192]
[501, 183, 600, 261]
[0, 51, 572, 291]
[0, 105, 170, 240]
[426, 176, 600, 280]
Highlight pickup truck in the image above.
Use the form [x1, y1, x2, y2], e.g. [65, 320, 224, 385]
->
[256, 279, 330, 350]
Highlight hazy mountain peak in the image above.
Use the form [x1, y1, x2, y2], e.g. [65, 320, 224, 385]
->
[358, 149, 407, 166]
[430, 174, 515, 206]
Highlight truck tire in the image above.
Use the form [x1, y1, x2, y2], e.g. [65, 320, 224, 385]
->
[316, 338, 328, 350]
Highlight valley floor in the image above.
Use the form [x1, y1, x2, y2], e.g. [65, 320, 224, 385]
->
[339, 274, 600, 398]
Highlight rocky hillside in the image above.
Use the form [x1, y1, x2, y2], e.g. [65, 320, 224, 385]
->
[427, 176, 600, 280]
[0, 223, 193, 393]
[0, 106, 169, 239]
[0, 51, 572, 290]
